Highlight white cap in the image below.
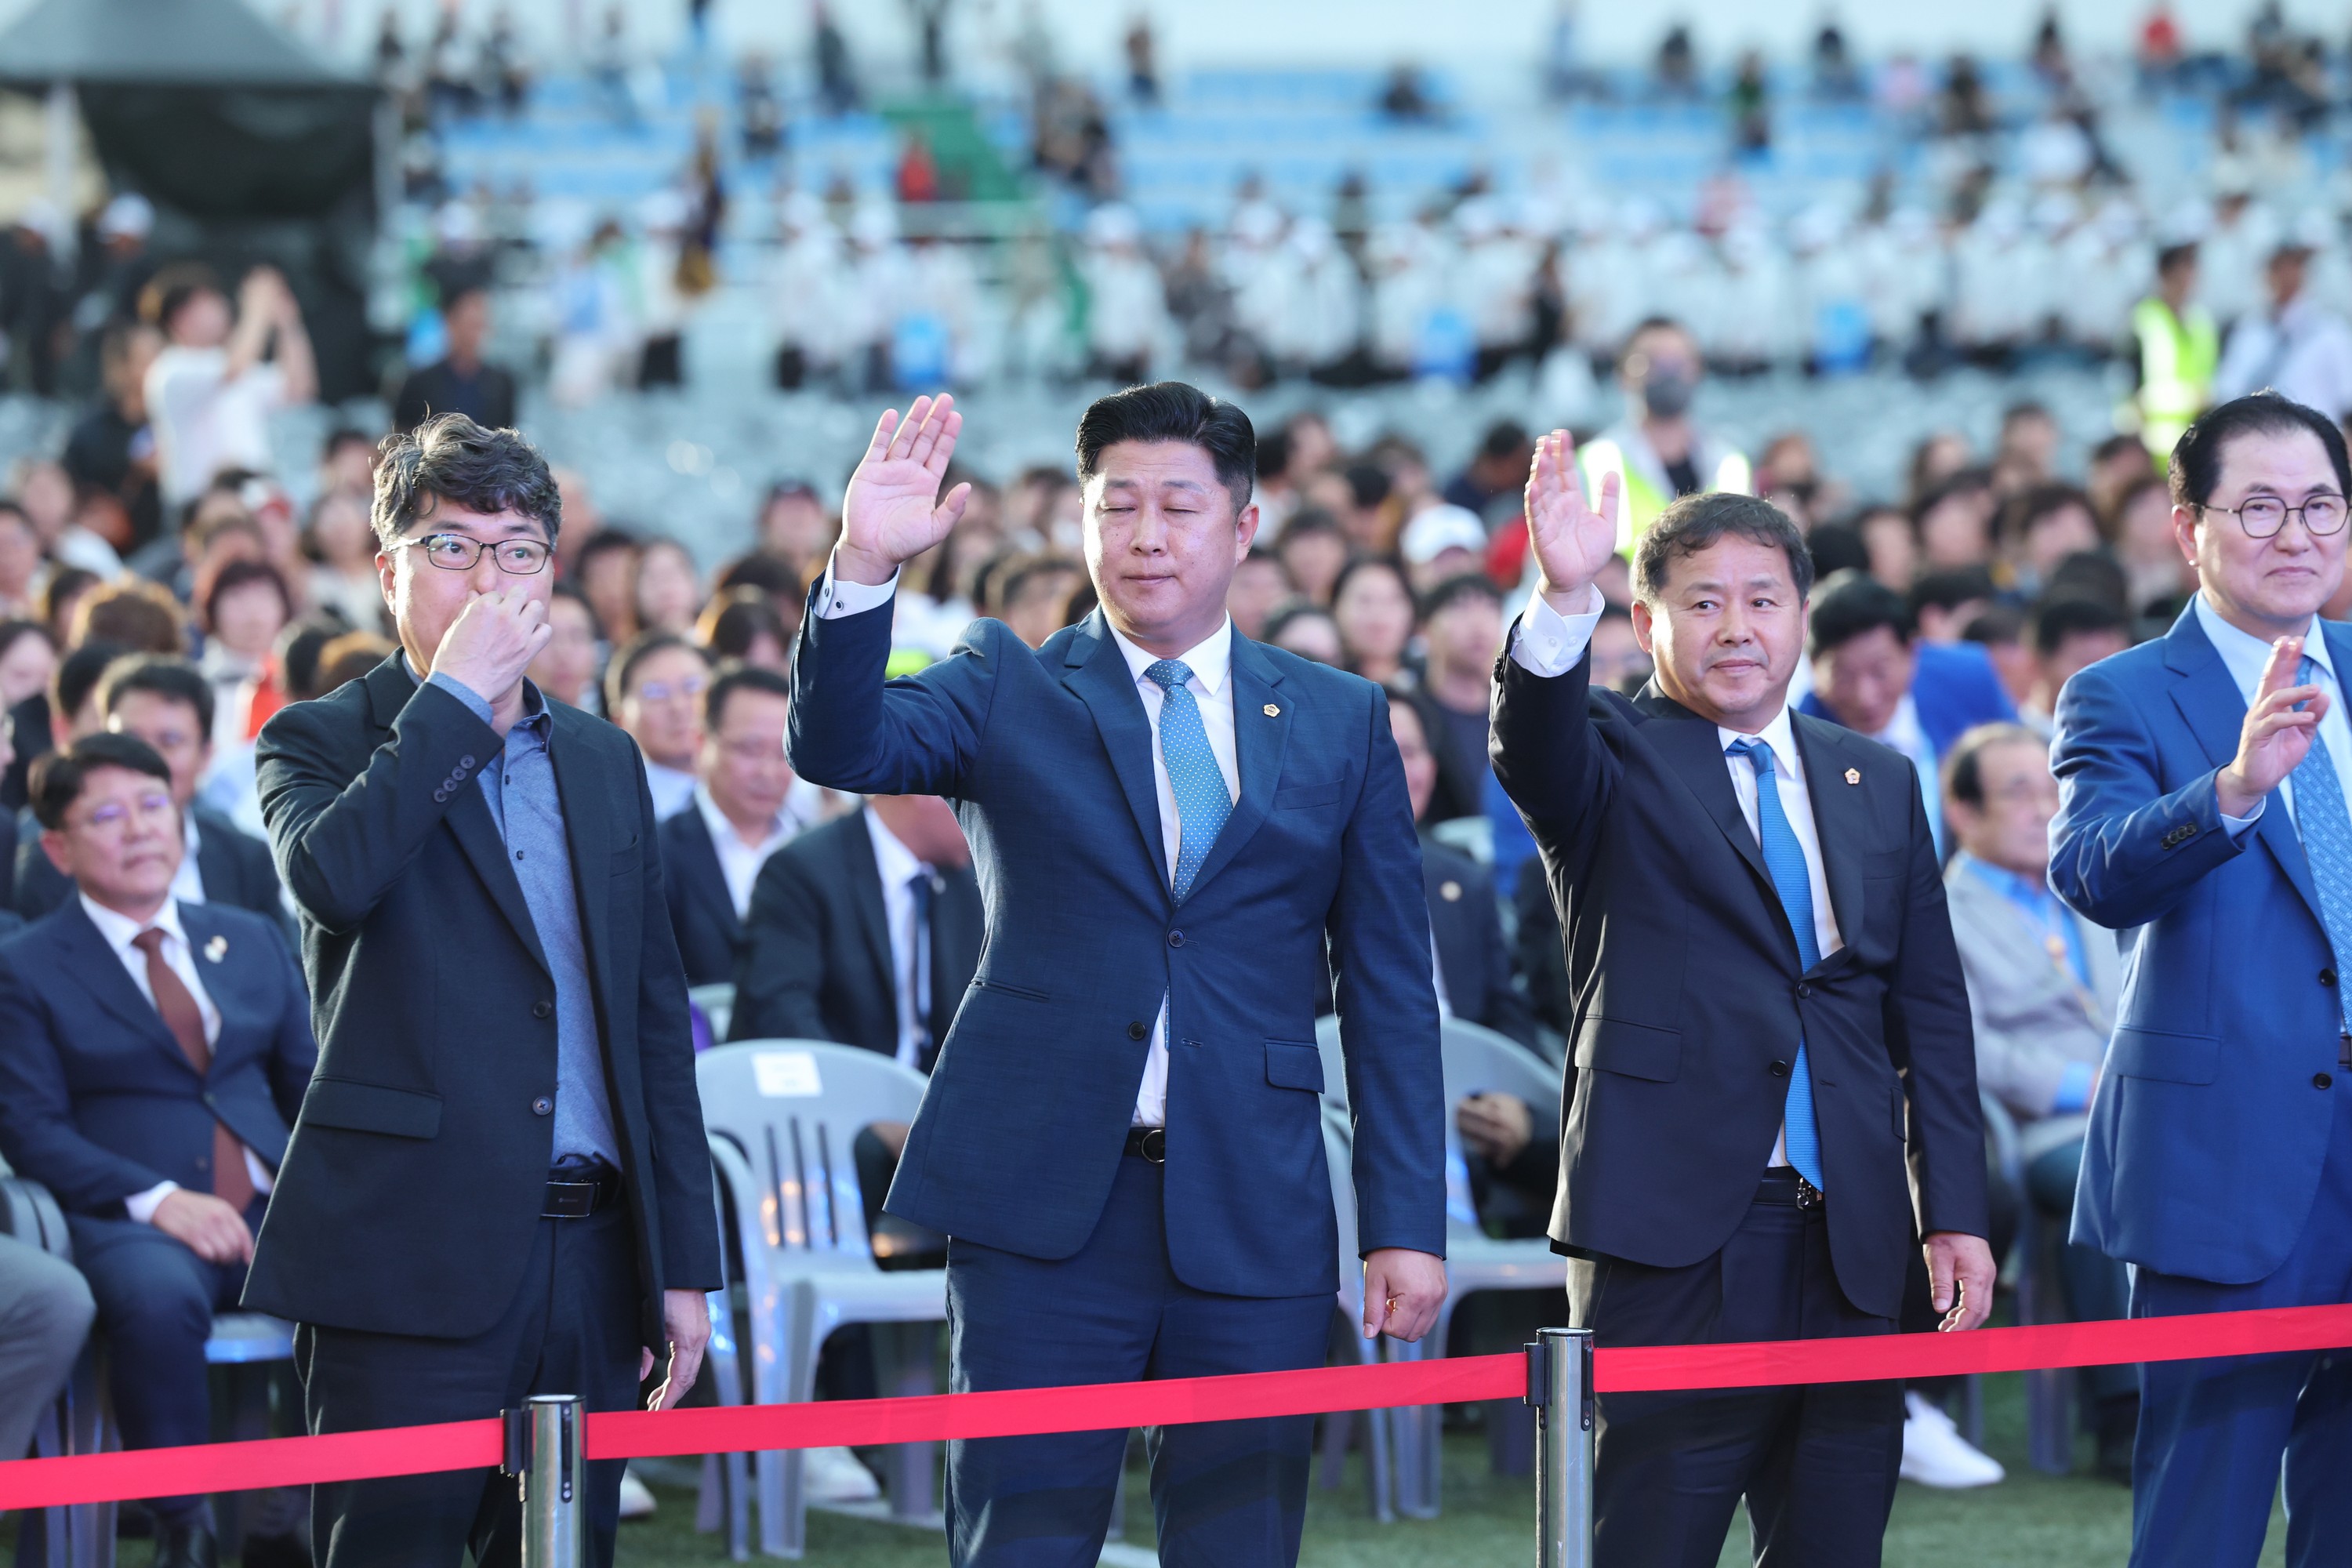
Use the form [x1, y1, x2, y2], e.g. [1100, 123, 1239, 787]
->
[98, 193, 154, 241]
[1085, 203, 1142, 248]
[1399, 504, 1487, 566]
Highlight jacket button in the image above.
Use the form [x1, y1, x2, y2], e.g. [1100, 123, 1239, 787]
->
[459, 755, 476, 769]
[1168, 931, 1185, 948]
[1127, 1021, 1148, 1040]
[532, 1097, 554, 1116]
[533, 1000, 553, 1019]
[1795, 982, 1813, 1000]
[2325, 970, 2339, 987]
[2318, 1073, 2336, 1091]
[1768, 1059, 1791, 1078]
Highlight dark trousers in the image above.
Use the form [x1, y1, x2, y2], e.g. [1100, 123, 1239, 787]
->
[943, 1152, 1331, 1568]
[69, 1199, 265, 1526]
[2127, 1087, 2352, 1568]
[295, 1205, 643, 1568]
[1569, 1172, 1902, 1568]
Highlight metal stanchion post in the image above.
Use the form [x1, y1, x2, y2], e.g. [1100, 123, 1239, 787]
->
[1526, 1327, 1595, 1568]
[503, 1394, 586, 1568]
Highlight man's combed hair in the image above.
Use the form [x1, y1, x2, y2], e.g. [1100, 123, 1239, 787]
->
[1632, 492, 1815, 604]
[1074, 382, 1256, 512]
[98, 654, 217, 740]
[2169, 391, 2352, 511]
[29, 733, 172, 832]
[1940, 720, 2046, 811]
[1808, 569, 1915, 657]
[372, 412, 561, 550]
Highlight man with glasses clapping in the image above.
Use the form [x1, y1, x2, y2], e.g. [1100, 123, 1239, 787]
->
[2051, 391, 2352, 1566]
[245, 413, 720, 1567]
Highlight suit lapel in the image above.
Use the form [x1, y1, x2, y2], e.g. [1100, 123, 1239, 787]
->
[1184, 634, 1289, 898]
[844, 810, 897, 1004]
[1635, 687, 1773, 891]
[548, 712, 612, 988]
[2164, 607, 2327, 930]
[192, 813, 236, 904]
[443, 788, 552, 977]
[677, 809, 739, 941]
[1062, 614, 1168, 886]
[176, 903, 250, 1057]
[1791, 714, 1869, 971]
[54, 903, 194, 1076]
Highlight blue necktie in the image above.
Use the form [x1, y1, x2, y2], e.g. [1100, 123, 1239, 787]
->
[2291, 655, 2352, 1036]
[1727, 739, 1826, 1189]
[1145, 660, 1232, 902]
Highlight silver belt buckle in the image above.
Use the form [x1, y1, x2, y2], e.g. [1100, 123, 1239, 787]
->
[1795, 1177, 1823, 1211]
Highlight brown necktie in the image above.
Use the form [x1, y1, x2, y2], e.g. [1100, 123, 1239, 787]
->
[131, 927, 255, 1214]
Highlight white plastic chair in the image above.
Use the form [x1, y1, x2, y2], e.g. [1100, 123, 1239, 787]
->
[1313, 1104, 1396, 1523]
[1318, 1014, 1569, 1517]
[697, 1041, 946, 1559]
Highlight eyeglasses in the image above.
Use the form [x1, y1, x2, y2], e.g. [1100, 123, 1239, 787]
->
[78, 791, 174, 831]
[389, 532, 554, 574]
[2198, 494, 2350, 539]
[635, 677, 708, 703]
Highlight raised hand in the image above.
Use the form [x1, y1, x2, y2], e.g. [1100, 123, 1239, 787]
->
[430, 583, 551, 734]
[2217, 635, 2328, 817]
[837, 394, 972, 586]
[1523, 428, 1621, 614]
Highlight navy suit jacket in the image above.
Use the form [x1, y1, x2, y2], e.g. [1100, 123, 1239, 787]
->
[0, 899, 315, 1217]
[1492, 642, 1986, 1319]
[2051, 605, 2351, 1283]
[245, 658, 721, 1341]
[1910, 641, 2020, 757]
[789, 597, 1445, 1299]
[659, 804, 746, 988]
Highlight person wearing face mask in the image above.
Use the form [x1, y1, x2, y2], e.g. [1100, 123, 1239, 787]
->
[1577, 317, 1753, 554]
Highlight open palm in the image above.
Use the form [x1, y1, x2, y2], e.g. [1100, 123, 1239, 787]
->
[838, 394, 971, 583]
[1523, 429, 1621, 605]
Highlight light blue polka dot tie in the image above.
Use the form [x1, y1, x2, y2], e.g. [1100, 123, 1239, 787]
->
[2290, 655, 2352, 1036]
[1145, 660, 1232, 902]
[1728, 739, 1826, 1190]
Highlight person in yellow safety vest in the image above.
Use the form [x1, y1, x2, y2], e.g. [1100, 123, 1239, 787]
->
[2132, 241, 2219, 461]
[1577, 316, 1753, 557]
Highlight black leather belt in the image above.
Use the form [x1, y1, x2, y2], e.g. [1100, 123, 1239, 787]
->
[543, 1161, 622, 1218]
[1124, 1127, 1166, 1163]
[1756, 1168, 1824, 1211]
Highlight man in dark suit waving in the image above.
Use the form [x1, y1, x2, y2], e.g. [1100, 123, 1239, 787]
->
[789, 386, 1446, 1566]
[248, 415, 720, 1567]
[1492, 439, 1992, 1568]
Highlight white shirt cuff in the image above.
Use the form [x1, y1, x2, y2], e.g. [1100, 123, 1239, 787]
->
[1508, 583, 1607, 677]
[125, 1180, 179, 1225]
[2220, 798, 2263, 839]
[814, 554, 899, 619]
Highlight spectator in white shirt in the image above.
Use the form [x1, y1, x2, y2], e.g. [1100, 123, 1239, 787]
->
[604, 630, 710, 820]
[140, 266, 315, 512]
[2213, 238, 2352, 420]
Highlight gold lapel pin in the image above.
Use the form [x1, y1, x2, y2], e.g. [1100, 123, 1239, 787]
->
[1263, 703, 1280, 717]
[1844, 768, 1861, 786]
[204, 935, 228, 963]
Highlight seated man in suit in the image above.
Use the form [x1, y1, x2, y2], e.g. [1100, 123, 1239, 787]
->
[659, 662, 821, 985]
[17, 655, 285, 925]
[1942, 720, 2136, 1481]
[0, 734, 315, 1568]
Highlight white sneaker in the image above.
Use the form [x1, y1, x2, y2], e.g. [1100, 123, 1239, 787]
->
[1899, 1392, 2005, 1488]
[617, 1466, 658, 1519]
[802, 1445, 882, 1503]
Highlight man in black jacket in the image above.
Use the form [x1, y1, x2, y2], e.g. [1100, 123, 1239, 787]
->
[249, 415, 719, 1568]
[1492, 442, 1991, 1568]
[15, 655, 283, 927]
[390, 285, 517, 435]
[658, 662, 818, 986]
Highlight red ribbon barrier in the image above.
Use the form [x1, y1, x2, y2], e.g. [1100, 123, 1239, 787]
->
[8, 1303, 2352, 1512]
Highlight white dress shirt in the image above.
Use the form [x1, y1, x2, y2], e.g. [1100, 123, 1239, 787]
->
[817, 555, 1243, 1127]
[1512, 589, 1844, 1164]
[866, 807, 937, 1072]
[172, 810, 209, 909]
[693, 779, 818, 918]
[81, 895, 274, 1223]
[2194, 592, 2352, 836]
[644, 760, 699, 822]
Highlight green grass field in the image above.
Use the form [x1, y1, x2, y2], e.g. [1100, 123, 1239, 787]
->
[19, 1370, 2290, 1566]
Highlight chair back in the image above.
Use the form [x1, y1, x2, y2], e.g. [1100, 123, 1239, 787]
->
[697, 1040, 928, 1261]
[1320, 1104, 1364, 1317]
[0, 1176, 72, 1261]
[1315, 1014, 1349, 1113]
[690, 982, 735, 1043]
[1438, 1018, 1559, 1115]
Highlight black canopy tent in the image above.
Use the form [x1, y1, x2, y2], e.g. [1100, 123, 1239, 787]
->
[0, 0, 383, 398]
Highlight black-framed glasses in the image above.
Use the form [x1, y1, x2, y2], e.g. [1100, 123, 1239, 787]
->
[2199, 494, 2350, 539]
[389, 532, 554, 574]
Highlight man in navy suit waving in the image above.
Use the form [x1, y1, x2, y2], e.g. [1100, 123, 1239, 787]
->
[789, 385, 1446, 1566]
